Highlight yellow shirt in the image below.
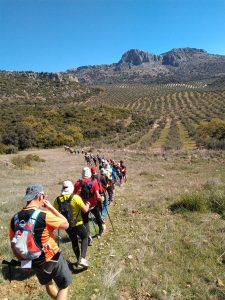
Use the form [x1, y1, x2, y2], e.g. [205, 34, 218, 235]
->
[53, 194, 85, 226]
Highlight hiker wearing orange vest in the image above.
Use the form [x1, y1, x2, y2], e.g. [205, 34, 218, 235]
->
[9, 183, 71, 300]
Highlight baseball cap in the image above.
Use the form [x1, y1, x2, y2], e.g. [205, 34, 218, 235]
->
[23, 183, 44, 202]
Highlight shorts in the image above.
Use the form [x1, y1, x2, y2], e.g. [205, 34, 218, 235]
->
[35, 252, 72, 289]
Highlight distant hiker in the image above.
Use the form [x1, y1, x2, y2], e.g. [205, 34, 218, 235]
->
[92, 155, 97, 166]
[9, 183, 71, 300]
[84, 153, 91, 165]
[114, 162, 123, 185]
[120, 160, 127, 182]
[53, 180, 90, 268]
[105, 163, 115, 204]
[97, 154, 102, 165]
[74, 167, 104, 245]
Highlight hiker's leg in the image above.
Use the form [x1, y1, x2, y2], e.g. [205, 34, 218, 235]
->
[76, 224, 88, 258]
[101, 194, 108, 222]
[45, 279, 58, 299]
[81, 211, 90, 236]
[91, 206, 103, 235]
[57, 287, 69, 300]
[66, 227, 80, 260]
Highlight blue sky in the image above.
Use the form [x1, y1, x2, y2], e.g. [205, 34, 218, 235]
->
[1, 0, 225, 72]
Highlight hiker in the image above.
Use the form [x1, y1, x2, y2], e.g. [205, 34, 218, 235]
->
[104, 163, 115, 204]
[9, 183, 72, 300]
[91, 166, 108, 225]
[53, 180, 90, 268]
[114, 162, 123, 185]
[120, 160, 127, 182]
[99, 168, 109, 223]
[84, 153, 91, 165]
[74, 167, 104, 245]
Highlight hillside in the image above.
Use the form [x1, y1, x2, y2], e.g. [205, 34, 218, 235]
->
[66, 48, 225, 84]
[0, 148, 225, 299]
[0, 71, 96, 103]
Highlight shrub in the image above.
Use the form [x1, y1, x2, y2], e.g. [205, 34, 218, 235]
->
[11, 154, 45, 169]
[169, 185, 225, 215]
[0, 144, 18, 154]
[2, 125, 36, 150]
[25, 154, 45, 162]
[170, 191, 208, 213]
[4, 145, 18, 154]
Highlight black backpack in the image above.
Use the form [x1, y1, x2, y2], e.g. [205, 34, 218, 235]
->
[79, 180, 94, 200]
[57, 194, 76, 226]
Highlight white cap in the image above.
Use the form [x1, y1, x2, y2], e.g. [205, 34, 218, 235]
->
[82, 167, 91, 178]
[61, 180, 74, 195]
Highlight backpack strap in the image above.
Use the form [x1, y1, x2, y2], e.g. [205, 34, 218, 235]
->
[67, 194, 74, 203]
[28, 209, 41, 227]
[14, 213, 20, 227]
[14, 209, 41, 230]
[56, 196, 62, 212]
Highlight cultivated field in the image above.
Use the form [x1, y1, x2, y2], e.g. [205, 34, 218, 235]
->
[0, 148, 225, 299]
[82, 83, 225, 151]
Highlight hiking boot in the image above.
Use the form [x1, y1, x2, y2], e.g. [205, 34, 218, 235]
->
[78, 257, 89, 268]
[88, 236, 93, 246]
[99, 224, 106, 236]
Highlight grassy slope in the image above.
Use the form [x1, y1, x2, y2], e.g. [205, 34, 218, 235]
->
[0, 148, 225, 299]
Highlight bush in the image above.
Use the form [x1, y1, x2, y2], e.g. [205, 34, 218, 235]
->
[2, 125, 36, 150]
[11, 154, 45, 169]
[169, 185, 225, 215]
[25, 154, 45, 162]
[0, 144, 18, 154]
[196, 118, 225, 150]
[5, 145, 18, 154]
[170, 191, 208, 213]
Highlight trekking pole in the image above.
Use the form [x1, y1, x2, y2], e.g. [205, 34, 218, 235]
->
[106, 207, 115, 231]
[89, 211, 100, 243]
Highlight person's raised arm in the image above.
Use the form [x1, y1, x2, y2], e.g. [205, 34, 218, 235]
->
[42, 199, 69, 230]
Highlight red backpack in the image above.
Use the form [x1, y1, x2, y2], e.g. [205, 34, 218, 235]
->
[11, 210, 42, 261]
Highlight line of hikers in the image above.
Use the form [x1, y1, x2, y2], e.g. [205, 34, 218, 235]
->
[9, 157, 127, 299]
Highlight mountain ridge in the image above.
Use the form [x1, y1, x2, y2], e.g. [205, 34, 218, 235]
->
[66, 47, 225, 84]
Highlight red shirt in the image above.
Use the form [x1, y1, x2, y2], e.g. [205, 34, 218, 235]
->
[74, 178, 99, 209]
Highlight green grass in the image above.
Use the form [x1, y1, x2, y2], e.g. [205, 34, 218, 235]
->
[170, 184, 225, 215]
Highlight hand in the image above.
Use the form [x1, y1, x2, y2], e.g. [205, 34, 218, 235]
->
[42, 199, 53, 209]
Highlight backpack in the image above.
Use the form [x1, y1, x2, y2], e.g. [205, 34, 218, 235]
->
[57, 194, 76, 226]
[79, 180, 94, 200]
[11, 209, 42, 261]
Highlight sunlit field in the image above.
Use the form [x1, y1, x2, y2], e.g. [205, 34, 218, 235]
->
[0, 147, 225, 299]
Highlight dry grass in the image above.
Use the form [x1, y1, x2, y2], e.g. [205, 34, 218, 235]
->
[0, 148, 225, 299]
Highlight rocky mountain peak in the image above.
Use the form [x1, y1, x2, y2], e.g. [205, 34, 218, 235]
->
[162, 47, 208, 66]
[118, 49, 161, 66]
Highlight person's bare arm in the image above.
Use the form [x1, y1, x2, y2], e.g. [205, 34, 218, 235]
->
[43, 199, 68, 222]
[58, 221, 69, 230]
[81, 201, 90, 213]
[96, 190, 104, 202]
